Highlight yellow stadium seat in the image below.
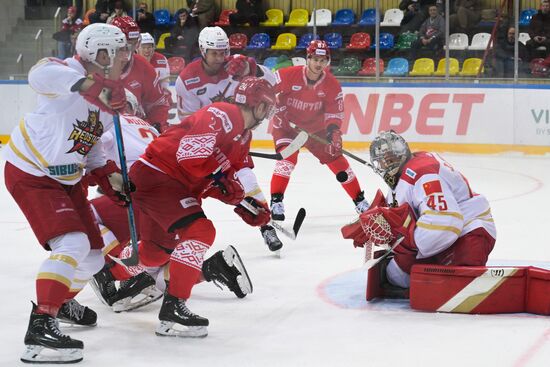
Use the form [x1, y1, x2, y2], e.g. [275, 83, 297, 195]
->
[409, 58, 434, 76]
[285, 9, 309, 26]
[156, 33, 170, 51]
[260, 8, 284, 26]
[459, 58, 483, 76]
[271, 33, 297, 50]
[433, 58, 459, 76]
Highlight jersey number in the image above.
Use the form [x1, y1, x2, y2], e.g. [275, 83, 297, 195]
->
[427, 195, 448, 211]
[139, 128, 158, 142]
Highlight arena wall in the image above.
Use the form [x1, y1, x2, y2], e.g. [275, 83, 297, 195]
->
[0, 81, 549, 154]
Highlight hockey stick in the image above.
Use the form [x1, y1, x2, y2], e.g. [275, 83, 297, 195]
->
[288, 122, 374, 168]
[239, 200, 306, 240]
[363, 236, 404, 270]
[248, 130, 308, 160]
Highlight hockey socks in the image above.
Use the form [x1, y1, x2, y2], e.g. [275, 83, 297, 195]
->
[270, 151, 298, 195]
[327, 156, 362, 200]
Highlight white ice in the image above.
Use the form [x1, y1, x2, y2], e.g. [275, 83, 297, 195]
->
[1, 150, 550, 367]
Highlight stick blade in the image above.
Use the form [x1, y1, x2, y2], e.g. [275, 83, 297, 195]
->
[292, 208, 306, 237]
[279, 131, 308, 159]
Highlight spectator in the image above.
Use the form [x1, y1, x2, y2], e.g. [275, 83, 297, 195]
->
[410, 5, 445, 59]
[494, 27, 528, 78]
[188, 0, 217, 30]
[400, 0, 442, 33]
[54, 6, 83, 59]
[229, 0, 266, 27]
[527, 0, 550, 59]
[449, 0, 481, 33]
[166, 8, 199, 63]
[136, 2, 155, 35]
[89, 0, 116, 24]
[107, 1, 128, 24]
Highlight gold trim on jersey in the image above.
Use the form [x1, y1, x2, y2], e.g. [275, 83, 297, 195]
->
[416, 222, 462, 235]
[49, 254, 78, 268]
[37, 272, 72, 288]
[464, 208, 495, 227]
[8, 139, 41, 170]
[421, 210, 464, 220]
[245, 187, 263, 197]
[102, 239, 120, 257]
[101, 227, 111, 235]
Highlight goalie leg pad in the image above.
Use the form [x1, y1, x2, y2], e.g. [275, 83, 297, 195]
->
[366, 252, 410, 301]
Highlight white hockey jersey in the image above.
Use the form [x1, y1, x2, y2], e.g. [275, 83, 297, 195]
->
[389, 152, 496, 259]
[1, 57, 114, 185]
[175, 58, 276, 118]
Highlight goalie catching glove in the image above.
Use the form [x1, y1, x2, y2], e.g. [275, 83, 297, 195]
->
[234, 197, 271, 227]
[90, 160, 134, 206]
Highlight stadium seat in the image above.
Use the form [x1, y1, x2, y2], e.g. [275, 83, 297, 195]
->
[383, 58, 409, 76]
[433, 58, 459, 76]
[519, 32, 531, 45]
[371, 33, 394, 50]
[458, 58, 483, 76]
[285, 9, 309, 26]
[273, 55, 293, 70]
[154, 9, 171, 26]
[324, 32, 343, 49]
[332, 9, 355, 25]
[346, 32, 371, 50]
[247, 33, 271, 49]
[271, 33, 297, 50]
[82, 8, 95, 26]
[468, 33, 491, 50]
[263, 56, 279, 70]
[292, 57, 307, 66]
[530, 58, 549, 77]
[395, 32, 417, 49]
[409, 58, 435, 76]
[333, 57, 361, 76]
[156, 32, 170, 50]
[447, 33, 468, 50]
[296, 33, 320, 49]
[358, 9, 377, 25]
[358, 58, 384, 76]
[519, 9, 537, 26]
[307, 9, 332, 26]
[167, 57, 186, 75]
[214, 9, 237, 26]
[229, 33, 248, 50]
[380, 9, 404, 26]
[260, 8, 284, 26]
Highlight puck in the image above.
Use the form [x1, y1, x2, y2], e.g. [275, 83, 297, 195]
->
[336, 171, 348, 182]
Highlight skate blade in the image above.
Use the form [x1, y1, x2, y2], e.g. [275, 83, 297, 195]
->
[273, 249, 282, 259]
[57, 317, 97, 327]
[223, 245, 253, 295]
[88, 277, 113, 307]
[21, 345, 83, 364]
[155, 321, 208, 338]
[236, 274, 252, 296]
[112, 286, 163, 313]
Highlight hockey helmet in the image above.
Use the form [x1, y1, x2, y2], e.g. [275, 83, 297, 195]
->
[124, 88, 145, 118]
[306, 40, 331, 61]
[140, 32, 155, 45]
[234, 77, 276, 121]
[111, 16, 141, 51]
[198, 26, 229, 58]
[75, 23, 127, 69]
[369, 130, 411, 189]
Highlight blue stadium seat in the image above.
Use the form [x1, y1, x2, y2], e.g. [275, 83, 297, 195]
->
[323, 32, 343, 49]
[331, 9, 355, 25]
[247, 33, 271, 49]
[371, 33, 394, 50]
[383, 58, 409, 76]
[358, 9, 377, 25]
[296, 33, 320, 49]
[519, 9, 537, 26]
[154, 9, 171, 26]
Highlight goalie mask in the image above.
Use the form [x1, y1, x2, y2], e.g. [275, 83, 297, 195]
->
[370, 131, 411, 189]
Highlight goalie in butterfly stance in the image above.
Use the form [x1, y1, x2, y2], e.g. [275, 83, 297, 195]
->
[342, 131, 496, 298]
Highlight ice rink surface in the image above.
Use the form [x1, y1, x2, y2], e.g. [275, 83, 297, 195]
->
[1, 149, 550, 367]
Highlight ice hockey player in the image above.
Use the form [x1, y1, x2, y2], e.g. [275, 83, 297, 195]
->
[127, 76, 276, 337]
[268, 40, 370, 223]
[2, 23, 129, 364]
[89, 90, 255, 312]
[342, 130, 496, 297]
[110, 16, 170, 132]
[137, 32, 171, 97]
[175, 26, 282, 253]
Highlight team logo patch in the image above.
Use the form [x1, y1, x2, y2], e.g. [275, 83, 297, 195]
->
[180, 197, 199, 208]
[423, 180, 443, 195]
[176, 133, 216, 162]
[292, 85, 302, 91]
[184, 77, 200, 86]
[129, 80, 141, 89]
[317, 91, 326, 98]
[405, 168, 416, 179]
[66, 109, 103, 155]
[207, 107, 232, 133]
[156, 59, 167, 65]
[196, 87, 206, 96]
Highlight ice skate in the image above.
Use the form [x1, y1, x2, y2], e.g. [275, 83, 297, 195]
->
[57, 299, 97, 326]
[155, 293, 208, 338]
[270, 193, 285, 221]
[111, 272, 163, 313]
[260, 225, 283, 252]
[21, 303, 84, 364]
[202, 245, 253, 298]
[354, 191, 370, 214]
[89, 264, 117, 306]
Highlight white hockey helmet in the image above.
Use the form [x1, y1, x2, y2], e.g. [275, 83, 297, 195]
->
[140, 32, 155, 45]
[124, 88, 145, 118]
[75, 23, 127, 69]
[369, 130, 411, 188]
[198, 26, 229, 58]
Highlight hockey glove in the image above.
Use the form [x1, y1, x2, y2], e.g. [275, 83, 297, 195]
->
[90, 160, 133, 206]
[80, 73, 126, 112]
[341, 189, 388, 248]
[234, 197, 271, 227]
[206, 167, 245, 206]
[225, 54, 257, 79]
[326, 125, 343, 157]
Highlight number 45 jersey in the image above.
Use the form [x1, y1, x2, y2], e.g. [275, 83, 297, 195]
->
[389, 152, 496, 259]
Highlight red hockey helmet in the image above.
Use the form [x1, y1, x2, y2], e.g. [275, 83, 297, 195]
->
[234, 77, 276, 119]
[111, 16, 141, 42]
[306, 40, 331, 61]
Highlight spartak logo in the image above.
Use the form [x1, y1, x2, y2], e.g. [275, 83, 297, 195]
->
[66, 109, 104, 155]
